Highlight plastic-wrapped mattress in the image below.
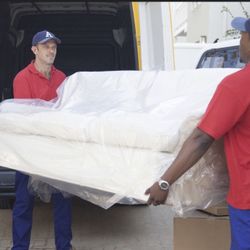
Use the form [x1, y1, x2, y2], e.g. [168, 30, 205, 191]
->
[0, 68, 238, 214]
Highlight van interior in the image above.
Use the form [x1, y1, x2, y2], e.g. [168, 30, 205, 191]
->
[0, 1, 138, 101]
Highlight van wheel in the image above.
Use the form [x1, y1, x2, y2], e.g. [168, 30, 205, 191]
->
[0, 199, 14, 209]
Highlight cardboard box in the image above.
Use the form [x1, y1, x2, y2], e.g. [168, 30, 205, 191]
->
[199, 201, 229, 216]
[174, 211, 230, 250]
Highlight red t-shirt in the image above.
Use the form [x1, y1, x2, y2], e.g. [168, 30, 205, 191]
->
[198, 64, 250, 209]
[13, 61, 66, 100]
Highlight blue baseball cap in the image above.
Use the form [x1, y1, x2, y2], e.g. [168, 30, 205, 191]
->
[32, 30, 61, 46]
[231, 17, 250, 32]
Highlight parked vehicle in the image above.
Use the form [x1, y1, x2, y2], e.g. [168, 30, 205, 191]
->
[196, 38, 245, 69]
[174, 42, 207, 70]
[174, 39, 244, 70]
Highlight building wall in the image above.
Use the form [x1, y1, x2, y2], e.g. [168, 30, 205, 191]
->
[172, 2, 188, 42]
[137, 2, 250, 70]
[172, 2, 250, 43]
[186, 2, 209, 43]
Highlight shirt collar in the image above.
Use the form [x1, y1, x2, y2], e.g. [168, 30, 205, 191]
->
[27, 60, 56, 78]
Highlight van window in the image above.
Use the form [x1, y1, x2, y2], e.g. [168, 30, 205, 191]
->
[197, 46, 245, 69]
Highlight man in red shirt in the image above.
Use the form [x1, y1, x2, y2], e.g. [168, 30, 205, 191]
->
[12, 30, 72, 250]
[145, 17, 250, 250]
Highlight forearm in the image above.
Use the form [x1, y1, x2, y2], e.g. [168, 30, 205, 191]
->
[161, 128, 214, 185]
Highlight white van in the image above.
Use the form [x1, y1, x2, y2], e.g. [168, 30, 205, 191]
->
[196, 38, 245, 69]
[174, 39, 245, 70]
[174, 43, 207, 70]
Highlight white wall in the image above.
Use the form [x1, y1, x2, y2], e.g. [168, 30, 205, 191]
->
[172, 2, 188, 39]
[173, 2, 250, 43]
[187, 3, 209, 43]
[207, 2, 225, 42]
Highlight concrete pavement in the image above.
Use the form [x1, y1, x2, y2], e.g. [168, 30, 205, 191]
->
[0, 198, 174, 250]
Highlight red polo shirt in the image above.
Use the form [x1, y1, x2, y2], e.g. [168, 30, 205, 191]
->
[198, 64, 250, 209]
[13, 61, 66, 100]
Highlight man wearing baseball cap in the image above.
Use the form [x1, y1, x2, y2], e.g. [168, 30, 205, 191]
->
[12, 30, 72, 250]
[32, 30, 61, 46]
[145, 16, 250, 250]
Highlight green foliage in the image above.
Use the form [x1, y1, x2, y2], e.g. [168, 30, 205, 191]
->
[221, 2, 249, 18]
[221, 6, 234, 18]
[240, 2, 249, 18]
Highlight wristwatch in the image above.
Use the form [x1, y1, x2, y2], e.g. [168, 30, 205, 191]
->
[158, 179, 170, 191]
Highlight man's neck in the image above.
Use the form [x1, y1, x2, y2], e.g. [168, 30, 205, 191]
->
[34, 60, 52, 79]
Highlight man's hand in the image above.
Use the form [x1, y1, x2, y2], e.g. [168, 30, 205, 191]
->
[145, 182, 169, 206]
[145, 128, 214, 207]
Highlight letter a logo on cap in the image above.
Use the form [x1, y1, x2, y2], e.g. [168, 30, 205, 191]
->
[46, 31, 53, 38]
[32, 30, 61, 45]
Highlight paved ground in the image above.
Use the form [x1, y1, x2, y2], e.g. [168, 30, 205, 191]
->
[0, 198, 174, 250]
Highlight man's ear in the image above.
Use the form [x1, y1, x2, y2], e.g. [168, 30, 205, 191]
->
[31, 46, 37, 55]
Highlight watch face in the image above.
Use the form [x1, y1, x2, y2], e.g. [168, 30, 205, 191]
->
[159, 180, 169, 190]
[160, 182, 169, 190]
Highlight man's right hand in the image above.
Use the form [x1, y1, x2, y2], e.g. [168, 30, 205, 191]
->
[144, 182, 169, 206]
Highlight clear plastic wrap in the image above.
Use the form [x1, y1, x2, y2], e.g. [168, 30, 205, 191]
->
[167, 115, 229, 215]
[0, 68, 238, 214]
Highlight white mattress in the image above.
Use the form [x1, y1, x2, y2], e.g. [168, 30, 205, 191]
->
[0, 68, 238, 214]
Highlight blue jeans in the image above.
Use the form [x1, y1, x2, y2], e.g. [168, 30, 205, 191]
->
[12, 172, 72, 250]
[229, 204, 250, 250]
